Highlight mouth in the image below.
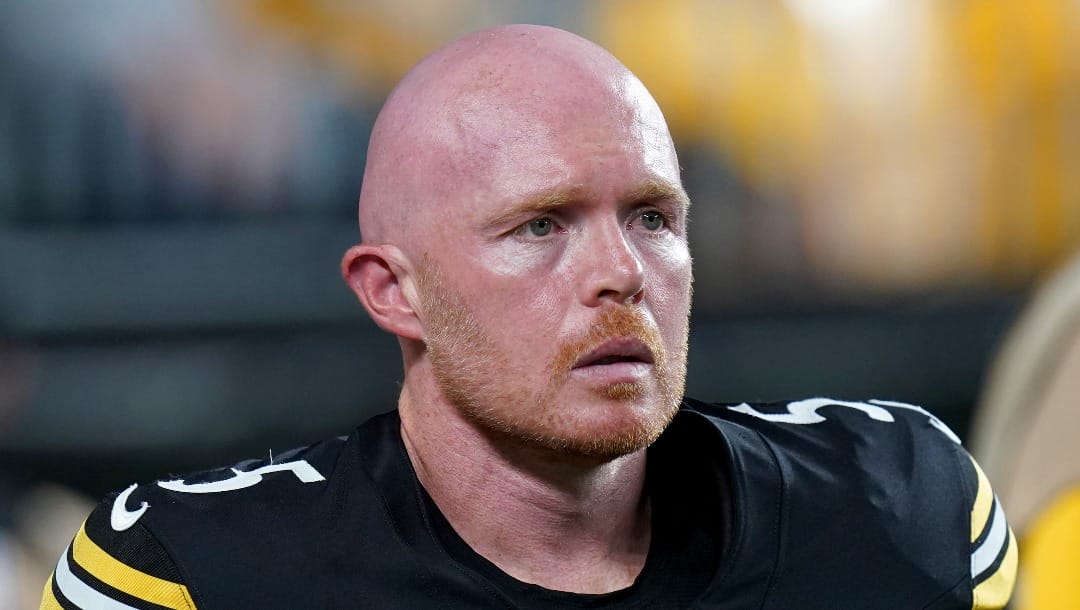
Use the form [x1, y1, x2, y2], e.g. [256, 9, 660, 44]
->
[572, 337, 655, 369]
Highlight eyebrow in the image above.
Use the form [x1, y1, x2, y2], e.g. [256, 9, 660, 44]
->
[481, 188, 584, 231]
[482, 180, 689, 231]
[624, 180, 690, 211]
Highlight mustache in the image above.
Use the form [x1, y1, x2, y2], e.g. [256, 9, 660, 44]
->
[549, 307, 665, 376]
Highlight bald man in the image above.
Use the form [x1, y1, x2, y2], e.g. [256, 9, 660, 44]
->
[44, 25, 1014, 609]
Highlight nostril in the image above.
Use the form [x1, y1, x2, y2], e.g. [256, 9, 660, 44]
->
[595, 287, 643, 306]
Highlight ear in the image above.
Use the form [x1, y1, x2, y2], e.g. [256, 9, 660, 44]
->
[341, 244, 424, 341]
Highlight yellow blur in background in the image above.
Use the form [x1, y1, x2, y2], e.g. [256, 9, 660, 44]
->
[602, 0, 1080, 292]
[243, 0, 1080, 294]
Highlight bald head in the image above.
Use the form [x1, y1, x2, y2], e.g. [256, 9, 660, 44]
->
[356, 25, 676, 249]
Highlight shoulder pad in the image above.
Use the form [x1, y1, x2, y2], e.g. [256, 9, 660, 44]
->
[43, 488, 195, 609]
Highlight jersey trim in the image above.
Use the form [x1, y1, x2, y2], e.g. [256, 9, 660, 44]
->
[72, 522, 195, 608]
[971, 527, 1017, 610]
[971, 498, 1008, 581]
[970, 458, 994, 543]
[54, 543, 142, 610]
[968, 456, 1017, 609]
[47, 523, 196, 610]
[40, 575, 64, 610]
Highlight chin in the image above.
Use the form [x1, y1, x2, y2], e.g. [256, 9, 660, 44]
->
[529, 390, 680, 461]
[441, 363, 684, 462]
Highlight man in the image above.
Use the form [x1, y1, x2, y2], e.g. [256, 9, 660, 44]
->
[43, 25, 1015, 608]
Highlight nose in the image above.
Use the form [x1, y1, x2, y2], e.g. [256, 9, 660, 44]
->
[579, 222, 645, 306]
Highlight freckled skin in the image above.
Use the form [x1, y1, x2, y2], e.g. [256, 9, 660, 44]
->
[341, 24, 693, 593]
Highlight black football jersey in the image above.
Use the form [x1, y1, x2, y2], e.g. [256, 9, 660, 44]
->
[42, 398, 1016, 609]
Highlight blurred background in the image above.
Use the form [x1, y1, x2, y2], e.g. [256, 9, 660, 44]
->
[2, 0, 1079, 605]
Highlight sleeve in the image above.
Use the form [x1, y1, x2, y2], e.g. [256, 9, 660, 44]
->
[964, 453, 1018, 610]
[39, 486, 197, 610]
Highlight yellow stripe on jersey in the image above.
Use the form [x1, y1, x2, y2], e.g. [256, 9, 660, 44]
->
[40, 575, 64, 610]
[967, 455, 1017, 609]
[969, 457, 994, 543]
[72, 523, 196, 609]
[972, 526, 1018, 609]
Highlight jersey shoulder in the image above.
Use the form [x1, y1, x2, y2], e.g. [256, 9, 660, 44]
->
[683, 397, 1017, 608]
[42, 434, 351, 609]
[683, 396, 968, 492]
[42, 487, 198, 609]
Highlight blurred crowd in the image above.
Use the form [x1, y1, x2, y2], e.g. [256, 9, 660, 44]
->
[4, 1, 1078, 292]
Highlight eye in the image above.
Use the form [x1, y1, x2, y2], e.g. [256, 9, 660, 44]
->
[639, 211, 666, 231]
[526, 217, 555, 237]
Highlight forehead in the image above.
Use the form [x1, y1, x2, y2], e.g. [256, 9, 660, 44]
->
[359, 27, 683, 248]
[434, 71, 681, 215]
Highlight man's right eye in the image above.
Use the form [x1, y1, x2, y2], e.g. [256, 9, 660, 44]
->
[526, 217, 555, 237]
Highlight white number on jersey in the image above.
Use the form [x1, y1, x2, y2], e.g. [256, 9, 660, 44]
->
[729, 398, 961, 444]
[157, 459, 326, 494]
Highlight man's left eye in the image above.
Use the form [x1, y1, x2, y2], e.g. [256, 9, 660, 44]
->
[639, 211, 666, 231]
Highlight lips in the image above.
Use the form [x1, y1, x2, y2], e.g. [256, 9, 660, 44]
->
[572, 337, 655, 369]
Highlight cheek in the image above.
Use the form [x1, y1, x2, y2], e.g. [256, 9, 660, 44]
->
[647, 245, 693, 325]
[471, 244, 568, 314]
[476, 240, 563, 279]
[459, 258, 567, 349]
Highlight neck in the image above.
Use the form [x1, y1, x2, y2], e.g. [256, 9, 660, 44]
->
[398, 380, 652, 594]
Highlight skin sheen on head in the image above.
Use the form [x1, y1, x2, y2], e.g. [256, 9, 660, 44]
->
[357, 26, 677, 245]
[346, 24, 693, 463]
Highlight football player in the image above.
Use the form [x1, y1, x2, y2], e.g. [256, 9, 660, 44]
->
[43, 24, 1015, 608]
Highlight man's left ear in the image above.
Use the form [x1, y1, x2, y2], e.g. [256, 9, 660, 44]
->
[341, 243, 424, 341]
